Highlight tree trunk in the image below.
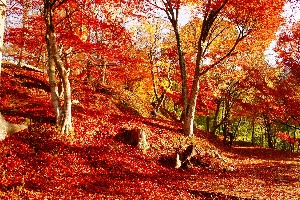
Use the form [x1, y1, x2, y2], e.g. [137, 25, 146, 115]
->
[44, 0, 72, 134]
[206, 116, 210, 132]
[163, 5, 188, 122]
[47, 53, 61, 123]
[152, 90, 167, 118]
[101, 60, 107, 85]
[184, 67, 201, 137]
[222, 123, 228, 145]
[211, 100, 222, 134]
[173, 27, 188, 122]
[264, 121, 273, 148]
[0, 0, 7, 81]
[251, 118, 255, 145]
[151, 65, 159, 101]
[292, 129, 296, 152]
[267, 132, 273, 148]
[59, 67, 72, 134]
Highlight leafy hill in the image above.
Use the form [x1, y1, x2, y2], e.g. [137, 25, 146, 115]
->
[0, 62, 300, 199]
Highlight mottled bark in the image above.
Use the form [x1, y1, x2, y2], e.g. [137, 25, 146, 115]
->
[47, 52, 61, 123]
[44, 0, 72, 134]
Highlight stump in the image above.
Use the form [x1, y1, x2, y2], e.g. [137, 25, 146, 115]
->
[175, 144, 198, 169]
[136, 129, 150, 151]
[116, 128, 150, 151]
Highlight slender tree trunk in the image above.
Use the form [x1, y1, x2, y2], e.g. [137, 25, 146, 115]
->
[251, 118, 255, 145]
[293, 129, 296, 152]
[264, 120, 273, 148]
[163, 1, 213, 136]
[164, 0, 242, 137]
[152, 90, 167, 118]
[222, 122, 228, 145]
[58, 67, 72, 134]
[173, 27, 188, 122]
[184, 65, 201, 136]
[206, 116, 210, 132]
[47, 53, 61, 123]
[260, 125, 264, 146]
[151, 66, 159, 101]
[44, 0, 72, 134]
[163, 4, 188, 122]
[211, 100, 222, 134]
[0, 0, 7, 81]
[101, 61, 107, 85]
[267, 133, 273, 148]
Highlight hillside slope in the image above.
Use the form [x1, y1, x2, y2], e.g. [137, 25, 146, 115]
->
[0, 62, 300, 199]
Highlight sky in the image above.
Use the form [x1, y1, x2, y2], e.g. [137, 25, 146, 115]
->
[265, 1, 300, 66]
[178, 1, 300, 27]
[283, 0, 300, 23]
[177, 1, 300, 66]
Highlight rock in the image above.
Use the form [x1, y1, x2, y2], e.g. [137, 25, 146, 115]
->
[0, 114, 28, 140]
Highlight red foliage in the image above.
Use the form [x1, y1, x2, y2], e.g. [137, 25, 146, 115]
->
[276, 132, 295, 144]
[1, 60, 300, 199]
[1, 0, 300, 198]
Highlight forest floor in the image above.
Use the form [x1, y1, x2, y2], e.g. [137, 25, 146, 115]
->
[0, 63, 300, 199]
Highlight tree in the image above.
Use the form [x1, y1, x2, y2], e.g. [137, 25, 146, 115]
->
[272, 21, 300, 148]
[276, 22, 300, 83]
[43, 0, 73, 134]
[144, 0, 286, 137]
[5, 0, 46, 68]
[5, 0, 138, 134]
[43, 0, 133, 134]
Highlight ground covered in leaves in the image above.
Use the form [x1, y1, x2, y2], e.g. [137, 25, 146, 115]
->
[0, 63, 300, 199]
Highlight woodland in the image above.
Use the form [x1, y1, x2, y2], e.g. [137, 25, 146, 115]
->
[0, 0, 300, 199]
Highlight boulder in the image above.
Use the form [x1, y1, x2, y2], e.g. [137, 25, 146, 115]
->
[0, 114, 28, 140]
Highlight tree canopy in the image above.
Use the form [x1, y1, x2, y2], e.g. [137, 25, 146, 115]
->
[1, 0, 300, 199]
